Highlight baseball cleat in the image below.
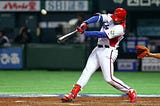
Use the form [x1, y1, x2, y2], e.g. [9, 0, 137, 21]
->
[61, 93, 74, 102]
[128, 89, 137, 103]
[61, 84, 81, 102]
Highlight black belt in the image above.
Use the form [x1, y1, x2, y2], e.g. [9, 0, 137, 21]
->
[97, 45, 109, 48]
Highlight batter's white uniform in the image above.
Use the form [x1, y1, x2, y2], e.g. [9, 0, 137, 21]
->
[76, 14, 131, 93]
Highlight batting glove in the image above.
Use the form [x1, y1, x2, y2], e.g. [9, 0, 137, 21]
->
[77, 22, 87, 34]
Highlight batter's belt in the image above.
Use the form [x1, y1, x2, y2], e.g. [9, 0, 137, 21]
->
[97, 45, 117, 50]
[97, 45, 109, 48]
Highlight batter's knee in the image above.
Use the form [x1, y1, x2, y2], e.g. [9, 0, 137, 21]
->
[107, 81, 114, 85]
[104, 79, 116, 87]
[104, 77, 113, 84]
[106, 80, 120, 89]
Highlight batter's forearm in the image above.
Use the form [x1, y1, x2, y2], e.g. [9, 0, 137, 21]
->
[148, 53, 160, 59]
[84, 31, 108, 38]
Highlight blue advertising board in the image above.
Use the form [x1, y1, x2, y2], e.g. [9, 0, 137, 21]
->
[0, 48, 23, 69]
[117, 59, 138, 72]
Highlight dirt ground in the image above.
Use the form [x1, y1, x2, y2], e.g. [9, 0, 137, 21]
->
[0, 97, 160, 106]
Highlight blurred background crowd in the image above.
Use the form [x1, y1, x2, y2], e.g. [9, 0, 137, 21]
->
[0, 0, 160, 71]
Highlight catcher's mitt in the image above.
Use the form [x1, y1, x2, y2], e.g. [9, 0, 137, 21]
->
[136, 45, 150, 59]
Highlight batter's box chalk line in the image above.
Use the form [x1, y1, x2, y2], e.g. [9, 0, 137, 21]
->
[0, 94, 160, 98]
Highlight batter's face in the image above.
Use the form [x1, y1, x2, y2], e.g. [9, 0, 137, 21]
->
[113, 19, 125, 25]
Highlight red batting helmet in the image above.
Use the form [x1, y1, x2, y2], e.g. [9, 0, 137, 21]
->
[111, 8, 127, 23]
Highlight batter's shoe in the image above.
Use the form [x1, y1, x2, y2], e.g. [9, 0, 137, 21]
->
[61, 84, 81, 102]
[128, 89, 137, 103]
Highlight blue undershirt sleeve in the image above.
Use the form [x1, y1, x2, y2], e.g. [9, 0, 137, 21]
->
[85, 15, 103, 24]
[84, 31, 108, 38]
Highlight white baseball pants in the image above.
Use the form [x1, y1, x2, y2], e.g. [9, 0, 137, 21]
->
[76, 46, 131, 93]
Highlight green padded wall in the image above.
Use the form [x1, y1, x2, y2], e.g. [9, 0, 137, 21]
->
[26, 44, 88, 70]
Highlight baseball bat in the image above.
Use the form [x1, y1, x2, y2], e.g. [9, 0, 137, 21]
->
[57, 29, 77, 43]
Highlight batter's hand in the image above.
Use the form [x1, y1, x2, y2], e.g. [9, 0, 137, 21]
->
[136, 45, 150, 59]
[77, 22, 87, 34]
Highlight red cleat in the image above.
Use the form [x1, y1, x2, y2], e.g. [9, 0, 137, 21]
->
[61, 93, 74, 102]
[61, 84, 81, 102]
[128, 89, 137, 103]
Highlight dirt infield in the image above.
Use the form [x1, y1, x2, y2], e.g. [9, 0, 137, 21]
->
[0, 97, 160, 106]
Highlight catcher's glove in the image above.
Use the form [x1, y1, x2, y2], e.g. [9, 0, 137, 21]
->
[136, 45, 150, 59]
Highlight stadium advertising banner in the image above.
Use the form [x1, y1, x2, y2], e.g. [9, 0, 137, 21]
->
[45, 0, 89, 11]
[99, 0, 160, 11]
[0, 48, 23, 69]
[0, 1, 40, 11]
[142, 57, 160, 71]
[117, 59, 138, 72]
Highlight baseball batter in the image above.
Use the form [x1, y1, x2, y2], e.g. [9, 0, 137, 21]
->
[61, 8, 136, 103]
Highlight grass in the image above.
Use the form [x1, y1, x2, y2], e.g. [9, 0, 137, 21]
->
[0, 70, 159, 95]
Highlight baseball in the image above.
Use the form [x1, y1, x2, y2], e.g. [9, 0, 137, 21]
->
[41, 9, 47, 15]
